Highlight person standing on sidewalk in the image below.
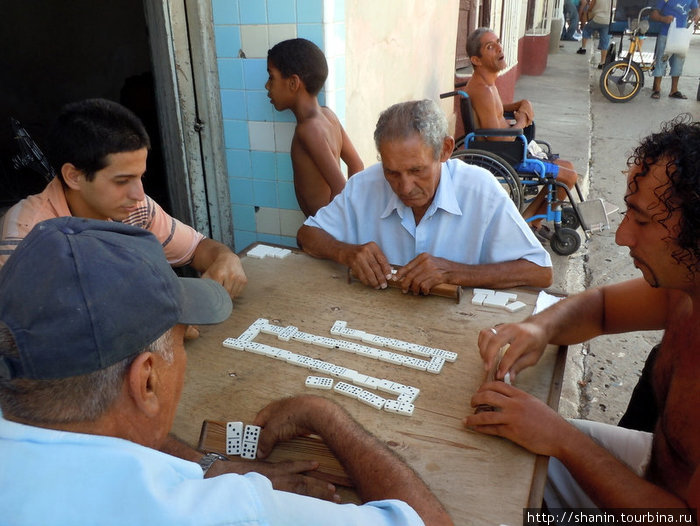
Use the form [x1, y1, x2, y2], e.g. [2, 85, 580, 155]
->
[576, 0, 613, 69]
[562, 0, 581, 41]
[650, 0, 699, 100]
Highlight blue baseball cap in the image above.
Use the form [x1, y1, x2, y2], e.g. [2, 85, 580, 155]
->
[0, 217, 232, 380]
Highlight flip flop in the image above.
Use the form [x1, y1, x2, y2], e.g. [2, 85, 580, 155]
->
[651, 91, 660, 99]
[669, 91, 687, 99]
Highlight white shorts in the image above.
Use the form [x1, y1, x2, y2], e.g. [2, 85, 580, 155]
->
[544, 419, 654, 509]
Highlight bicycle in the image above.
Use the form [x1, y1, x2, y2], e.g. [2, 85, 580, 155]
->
[599, 6, 656, 102]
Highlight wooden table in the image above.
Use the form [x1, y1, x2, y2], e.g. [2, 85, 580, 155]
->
[172, 250, 566, 525]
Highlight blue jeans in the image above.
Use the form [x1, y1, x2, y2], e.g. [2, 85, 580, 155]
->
[562, 0, 579, 39]
[582, 20, 611, 50]
[653, 33, 686, 77]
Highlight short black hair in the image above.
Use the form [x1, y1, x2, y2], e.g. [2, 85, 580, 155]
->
[48, 98, 150, 182]
[267, 38, 328, 96]
[626, 114, 700, 276]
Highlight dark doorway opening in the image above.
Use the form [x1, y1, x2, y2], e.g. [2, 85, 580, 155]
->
[0, 1, 171, 214]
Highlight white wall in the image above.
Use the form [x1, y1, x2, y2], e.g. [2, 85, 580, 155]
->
[344, 0, 461, 163]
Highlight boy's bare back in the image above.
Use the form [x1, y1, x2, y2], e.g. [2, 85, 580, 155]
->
[291, 106, 362, 217]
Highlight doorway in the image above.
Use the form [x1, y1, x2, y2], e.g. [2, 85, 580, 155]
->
[0, 1, 171, 213]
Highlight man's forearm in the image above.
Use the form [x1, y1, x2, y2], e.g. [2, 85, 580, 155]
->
[555, 425, 687, 508]
[448, 259, 552, 289]
[313, 400, 453, 526]
[297, 225, 348, 265]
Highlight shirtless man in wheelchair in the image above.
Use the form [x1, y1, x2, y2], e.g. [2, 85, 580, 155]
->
[465, 28, 579, 242]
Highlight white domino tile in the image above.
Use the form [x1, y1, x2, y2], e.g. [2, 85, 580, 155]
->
[222, 338, 247, 350]
[473, 288, 496, 297]
[305, 375, 334, 390]
[426, 356, 445, 374]
[506, 300, 528, 313]
[471, 293, 488, 306]
[330, 320, 347, 335]
[333, 381, 363, 399]
[226, 421, 243, 455]
[357, 390, 386, 410]
[241, 424, 261, 460]
[277, 325, 298, 341]
[483, 294, 510, 308]
[383, 400, 415, 416]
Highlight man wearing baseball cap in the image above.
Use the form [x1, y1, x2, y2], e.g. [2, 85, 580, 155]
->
[0, 217, 452, 526]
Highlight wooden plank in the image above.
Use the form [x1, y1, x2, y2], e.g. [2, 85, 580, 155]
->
[172, 251, 563, 524]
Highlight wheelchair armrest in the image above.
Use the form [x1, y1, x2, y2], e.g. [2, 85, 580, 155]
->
[473, 127, 524, 137]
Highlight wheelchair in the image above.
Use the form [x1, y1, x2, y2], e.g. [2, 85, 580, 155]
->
[440, 89, 586, 256]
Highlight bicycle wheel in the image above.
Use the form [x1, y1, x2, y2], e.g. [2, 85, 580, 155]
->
[599, 60, 644, 102]
[450, 149, 523, 210]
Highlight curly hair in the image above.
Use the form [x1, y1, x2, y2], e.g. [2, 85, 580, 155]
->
[626, 114, 700, 276]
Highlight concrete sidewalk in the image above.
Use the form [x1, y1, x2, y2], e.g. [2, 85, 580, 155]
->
[509, 34, 700, 421]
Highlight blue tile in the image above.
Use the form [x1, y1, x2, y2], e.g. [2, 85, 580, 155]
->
[242, 58, 268, 90]
[332, 89, 345, 121]
[218, 59, 244, 89]
[246, 90, 275, 121]
[232, 204, 257, 231]
[226, 149, 252, 178]
[233, 229, 258, 253]
[297, 23, 324, 49]
[253, 180, 278, 207]
[214, 26, 242, 58]
[277, 235, 297, 248]
[275, 153, 293, 181]
[277, 181, 300, 210]
[251, 151, 277, 180]
[212, 0, 239, 24]
[333, 55, 345, 86]
[223, 120, 250, 149]
[239, 0, 267, 24]
[332, 0, 345, 22]
[297, 0, 323, 23]
[229, 177, 254, 205]
[317, 90, 326, 106]
[221, 90, 247, 119]
[267, 0, 296, 24]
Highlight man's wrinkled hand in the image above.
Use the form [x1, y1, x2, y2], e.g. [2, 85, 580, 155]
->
[207, 458, 340, 502]
[477, 321, 549, 381]
[343, 242, 393, 290]
[395, 253, 452, 295]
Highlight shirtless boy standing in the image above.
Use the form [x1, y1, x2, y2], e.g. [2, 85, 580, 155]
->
[266, 38, 363, 217]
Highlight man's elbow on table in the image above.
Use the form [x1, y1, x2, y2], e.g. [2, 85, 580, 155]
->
[529, 264, 553, 288]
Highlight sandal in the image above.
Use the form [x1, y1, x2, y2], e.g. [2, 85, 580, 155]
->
[669, 91, 687, 99]
[651, 91, 660, 99]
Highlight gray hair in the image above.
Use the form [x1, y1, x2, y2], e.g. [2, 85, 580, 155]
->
[0, 324, 174, 424]
[373, 100, 448, 160]
[466, 27, 494, 59]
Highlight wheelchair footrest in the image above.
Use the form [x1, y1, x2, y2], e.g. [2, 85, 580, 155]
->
[576, 198, 618, 233]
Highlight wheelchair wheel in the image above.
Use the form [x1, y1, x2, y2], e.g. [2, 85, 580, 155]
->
[550, 227, 581, 256]
[450, 149, 523, 210]
[561, 206, 581, 230]
[599, 60, 644, 102]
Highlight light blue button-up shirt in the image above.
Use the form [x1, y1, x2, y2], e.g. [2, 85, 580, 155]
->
[305, 158, 551, 269]
[0, 415, 423, 526]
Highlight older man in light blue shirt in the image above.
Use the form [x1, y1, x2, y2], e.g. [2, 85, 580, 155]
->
[298, 100, 552, 294]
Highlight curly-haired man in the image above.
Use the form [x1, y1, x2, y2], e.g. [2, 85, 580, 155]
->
[465, 116, 700, 512]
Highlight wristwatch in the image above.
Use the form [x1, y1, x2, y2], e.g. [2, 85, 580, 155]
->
[197, 452, 229, 475]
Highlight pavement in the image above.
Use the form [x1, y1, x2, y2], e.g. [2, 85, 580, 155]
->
[511, 32, 700, 422]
